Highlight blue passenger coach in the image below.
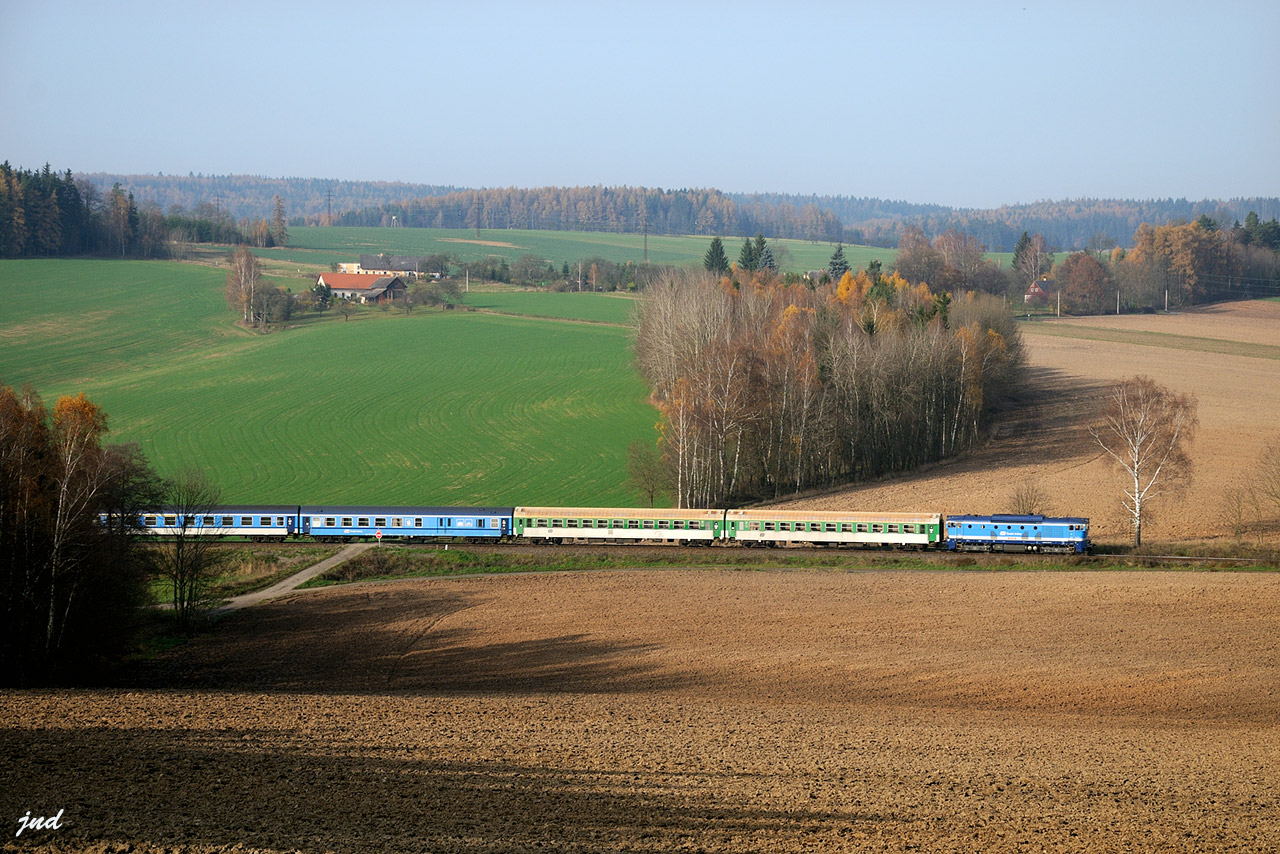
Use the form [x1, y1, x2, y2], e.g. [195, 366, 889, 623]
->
[130, 505, 301, 539]
[302, 506, 513, 541]
[944, 514, 1090, 553]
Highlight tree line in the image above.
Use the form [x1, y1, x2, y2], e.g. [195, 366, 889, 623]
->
[336, 185, 847, 242]
[635, 268, 1023, 508]
[0, 162, 290, 259]
[884, 215, 1280, 312]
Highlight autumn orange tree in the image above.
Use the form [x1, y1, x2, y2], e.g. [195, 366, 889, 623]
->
[1121, 221, 1240, 305]
[1057, 252, 1112, 314]
[0, 385, 163, 685]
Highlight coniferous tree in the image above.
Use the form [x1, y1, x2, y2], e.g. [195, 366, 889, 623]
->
[828, 243, 849, 280]
[737, 237, 758, 272]
[759, 245, 777, 271]
[704, 236, 729, 275]
[270, 195, 288, 247]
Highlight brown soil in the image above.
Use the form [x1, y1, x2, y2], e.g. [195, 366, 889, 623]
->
[779, 300, 1280, 544]
[3, 569, 1277, 853]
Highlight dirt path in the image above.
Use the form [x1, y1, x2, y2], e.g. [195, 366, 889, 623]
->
[212, 542, 372, 613]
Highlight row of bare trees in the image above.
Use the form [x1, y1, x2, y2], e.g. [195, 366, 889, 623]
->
[635, 270, 1024, 507]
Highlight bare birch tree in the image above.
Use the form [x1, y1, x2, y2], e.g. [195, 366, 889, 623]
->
[155, 469, 225, 631]
[225, 246, 260, 325]
[1091, 376, 1198, 547]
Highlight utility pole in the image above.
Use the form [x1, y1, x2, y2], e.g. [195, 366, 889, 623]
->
[326, 187, 333, 225]
[642, 209, 648, 264]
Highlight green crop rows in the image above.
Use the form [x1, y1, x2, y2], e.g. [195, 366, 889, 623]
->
[0, 259, 656, 506]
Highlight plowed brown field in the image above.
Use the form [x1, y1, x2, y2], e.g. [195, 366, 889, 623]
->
[779, 300, 1280, 544]
[3, 569, 1278, 853]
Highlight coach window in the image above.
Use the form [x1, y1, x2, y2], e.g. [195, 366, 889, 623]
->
[627, 520, 639, 529]
[374, 518, 387, 528]
[392, 517, 402, 528]
[871, 524, 883, 533]
[358, 517, 370, 527]
[145, 516, 158, 527]
[326, 517, 336, 527]
[642, 520, 655, 529]
[203, 516, 215, 526]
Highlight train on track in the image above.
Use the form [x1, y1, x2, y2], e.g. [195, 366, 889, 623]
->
[120, 505, 1091, 554]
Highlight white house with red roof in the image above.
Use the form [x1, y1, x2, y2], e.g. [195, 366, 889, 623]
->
[315, 273, 407, 304]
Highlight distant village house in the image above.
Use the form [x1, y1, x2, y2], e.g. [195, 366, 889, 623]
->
[315, 273, 407, 305]
[1024, 278, 1051, 305]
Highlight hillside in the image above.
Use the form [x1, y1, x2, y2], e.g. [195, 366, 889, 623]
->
[85, 172, 1280, 251]
[780, 300, 1280, 544]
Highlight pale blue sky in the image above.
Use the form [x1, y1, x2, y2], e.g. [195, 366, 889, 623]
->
[2, 0, 1276, 208]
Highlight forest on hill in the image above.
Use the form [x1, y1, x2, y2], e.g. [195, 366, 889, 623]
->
[78, 171, 1280, 253]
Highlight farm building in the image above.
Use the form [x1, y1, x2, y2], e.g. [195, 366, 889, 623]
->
[1024, 278, 1051, 305]
[316, 273, 407, 305]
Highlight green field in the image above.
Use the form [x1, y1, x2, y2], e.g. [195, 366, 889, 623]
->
[468, 290, 638, 325]
[0, 259, 656, 505]
[278, 226, 900, 275]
